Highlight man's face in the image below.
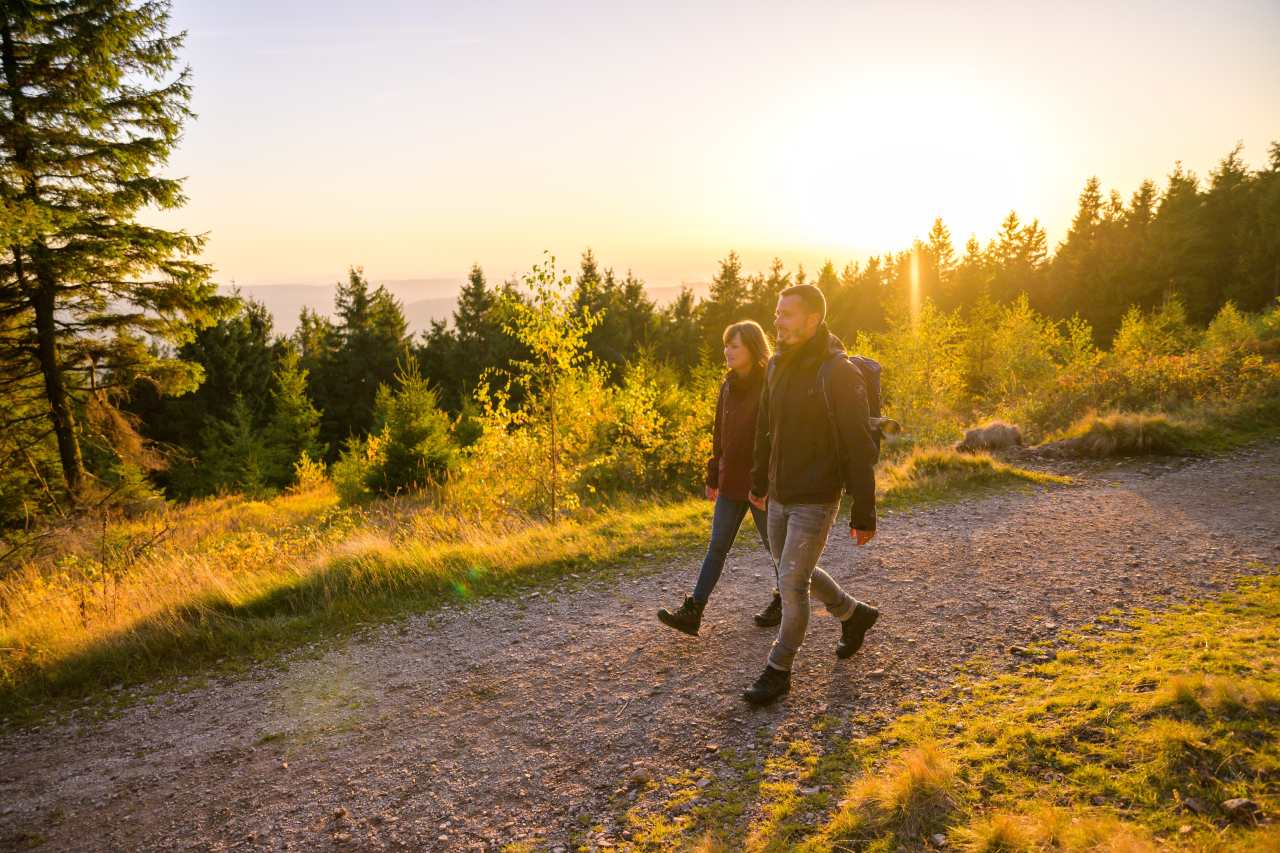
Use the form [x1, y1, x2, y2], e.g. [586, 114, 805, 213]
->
[774, 294, 820, 347]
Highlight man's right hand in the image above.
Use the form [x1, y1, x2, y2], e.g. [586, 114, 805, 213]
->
[748, 491, 767, 511]
[706, 486, 718, 501]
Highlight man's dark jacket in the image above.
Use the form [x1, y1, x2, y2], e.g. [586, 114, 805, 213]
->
[750, 323, 878, 531]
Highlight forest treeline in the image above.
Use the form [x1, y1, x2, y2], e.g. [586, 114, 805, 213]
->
[4, 139, 1280, 529]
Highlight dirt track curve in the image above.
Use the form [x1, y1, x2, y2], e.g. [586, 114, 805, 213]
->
[2, 443, 1278, 851]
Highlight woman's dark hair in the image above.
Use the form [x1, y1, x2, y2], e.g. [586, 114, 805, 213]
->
[723, 320, 774, 368]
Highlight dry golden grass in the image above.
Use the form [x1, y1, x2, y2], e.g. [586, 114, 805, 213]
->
[0, 447, 1068, 718]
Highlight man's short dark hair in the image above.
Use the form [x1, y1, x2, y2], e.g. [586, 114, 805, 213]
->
[779, 284, 827, 321]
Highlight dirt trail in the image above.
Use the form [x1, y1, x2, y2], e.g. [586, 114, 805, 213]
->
[2, 444, 1278, 852]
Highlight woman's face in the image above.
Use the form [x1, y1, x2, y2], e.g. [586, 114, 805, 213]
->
[724, 333, 753, 372]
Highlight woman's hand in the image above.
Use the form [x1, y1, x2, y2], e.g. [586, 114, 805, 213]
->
[706, 486, 719, 501]
[851, 528, 875, 546]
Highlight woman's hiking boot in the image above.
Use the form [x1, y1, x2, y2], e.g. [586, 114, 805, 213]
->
[837, 602, 880, 658]
[658, 596, 705, 636]
[753, 591, 782, 627]
[742, 665, 791, 706]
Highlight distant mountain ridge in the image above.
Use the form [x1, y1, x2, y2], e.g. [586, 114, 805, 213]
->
[228, 278, 710, 336]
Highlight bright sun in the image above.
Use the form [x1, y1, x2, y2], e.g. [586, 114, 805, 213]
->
[755, 69, 1045, 253]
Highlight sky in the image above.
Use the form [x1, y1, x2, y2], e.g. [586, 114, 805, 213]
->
[147, 0, 1280, 291]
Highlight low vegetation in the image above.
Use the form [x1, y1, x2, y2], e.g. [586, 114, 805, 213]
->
[1044, 395, 1280, 459]
[0, 448, 1063, 720]
[619, 573, 1280, 851]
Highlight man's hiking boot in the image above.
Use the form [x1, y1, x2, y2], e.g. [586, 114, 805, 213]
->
[753, 591, 782, 627]
[837, 602, 880, 658]
[658, 596, 705, 636]
[742, 665, 791, 706]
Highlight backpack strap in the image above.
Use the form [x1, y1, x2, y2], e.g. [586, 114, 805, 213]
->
[816, 355, 848, 466]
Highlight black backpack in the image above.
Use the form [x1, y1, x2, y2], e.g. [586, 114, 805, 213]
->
[766, 352, 891, 452]
[818, 354, 891, 452]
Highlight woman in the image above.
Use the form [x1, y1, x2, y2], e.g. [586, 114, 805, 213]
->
[658, 320, 782, 636]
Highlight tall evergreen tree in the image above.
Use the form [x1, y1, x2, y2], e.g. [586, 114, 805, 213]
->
[701, 250, 748, 346]
[304, 268, 410, 456]
[417, 262, 520, 412]
[617, 269, 657, 356]
[1246, 143, 1280, 307]
[744, 257, 790, 329]
[657, 286, 703, 374]
[455, 263, 498, 345]
[0, 0, 227, 499]
[1204, 144, 1258, 312]
[1149, 163, 1214, 324]
[124, 294, 279, 493]
[264, 345, 323, 487]
[815, 259, 840, 293]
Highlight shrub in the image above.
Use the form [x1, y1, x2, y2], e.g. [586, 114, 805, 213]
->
[1046, 412, 1194, 457]
[366, 362, 457, 496]
[331, 434, 381, 505]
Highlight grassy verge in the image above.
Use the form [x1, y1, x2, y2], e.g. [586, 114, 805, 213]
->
[616, 571, 1280, 852]
[1042, 395, 1280, 458]
[877, 448, 1069, 509]
[0, 449, 1064, 721]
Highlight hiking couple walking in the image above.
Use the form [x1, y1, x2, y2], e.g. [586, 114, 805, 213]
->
[658, 283, 882, 706]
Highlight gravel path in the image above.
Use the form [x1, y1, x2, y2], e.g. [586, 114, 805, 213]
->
[2, 444, 1278, 852]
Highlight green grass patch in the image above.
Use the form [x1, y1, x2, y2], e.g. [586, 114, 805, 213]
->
[620, 571, 1280, 851]
[878, 447, 1070, 510]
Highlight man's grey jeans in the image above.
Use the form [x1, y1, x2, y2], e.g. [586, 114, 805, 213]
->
[766, 499, 858, 671]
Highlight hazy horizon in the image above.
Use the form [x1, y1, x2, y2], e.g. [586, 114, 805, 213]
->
[148, 0, 1280, 290]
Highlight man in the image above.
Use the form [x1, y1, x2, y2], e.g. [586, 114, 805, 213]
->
[743, 283, 880, 706]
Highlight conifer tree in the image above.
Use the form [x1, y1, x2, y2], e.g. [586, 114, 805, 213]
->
[0, 0, 227, 499]
[264, 346, 323, 487]
[701, 250, 747, 346]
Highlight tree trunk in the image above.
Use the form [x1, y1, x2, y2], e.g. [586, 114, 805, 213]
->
[549, 382, 558, 525]
[31, 276, 84, 498]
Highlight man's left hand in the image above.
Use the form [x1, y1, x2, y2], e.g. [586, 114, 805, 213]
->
[851, 528, 875, 546]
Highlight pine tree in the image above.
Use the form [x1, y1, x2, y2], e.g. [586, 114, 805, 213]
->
[197, 397, 270, 496]
[816, 259, 840, 293]
[366, 361, 455, 496]
[617, 269, 657, 356]
[264, 346, 324, 487]
[1149, 163, 1214, 324]
[0, 1, 228, 499]
[657, 287, 703, 375]
[1246, 142, 1280, 307]
[927, 218, 957, 278]
[747, 257, 791, 328]
[1050, 178, 1108, 327]
[924, 218, 958, 309]
[702, 250, 748, 346]
[1204, 144, 1258, 312]
[455, 263, 496, 345]
[126, 296, 289, 496]
[307, 268, 410, 455]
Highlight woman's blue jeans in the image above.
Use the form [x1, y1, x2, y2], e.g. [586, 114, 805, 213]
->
[692, 494, 773, 603]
